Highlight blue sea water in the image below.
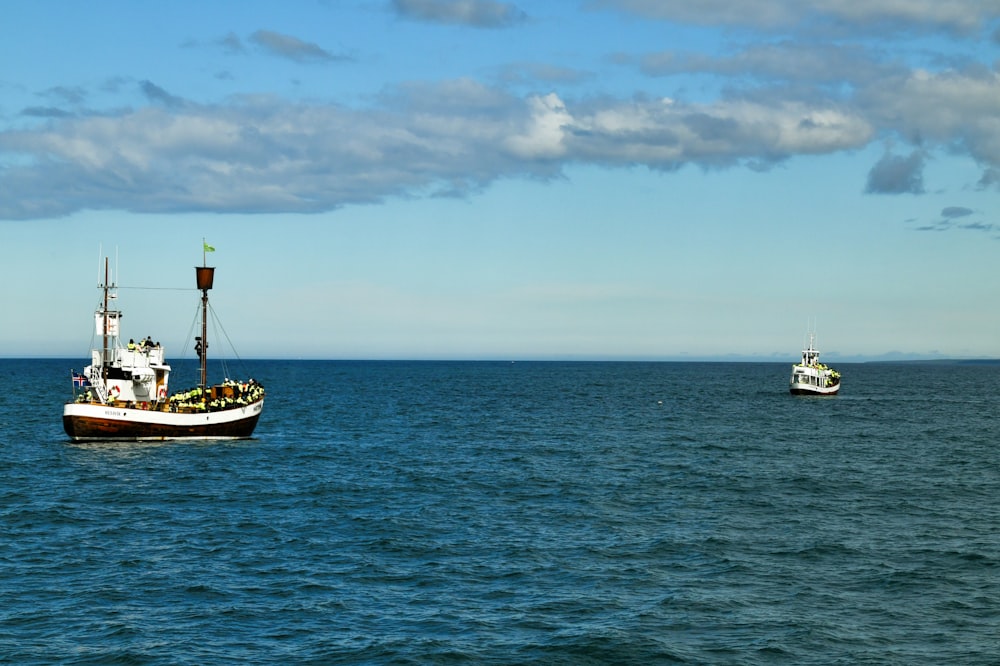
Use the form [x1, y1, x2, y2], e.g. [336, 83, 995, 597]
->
[1, 359, 998, 664]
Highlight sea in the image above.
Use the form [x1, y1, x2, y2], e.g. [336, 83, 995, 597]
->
[1, 358, 998, 664]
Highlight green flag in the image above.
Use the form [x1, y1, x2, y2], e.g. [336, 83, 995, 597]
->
[203, 241, 215, 252]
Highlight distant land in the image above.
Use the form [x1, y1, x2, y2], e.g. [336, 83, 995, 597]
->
[862, 358, 1000, 365]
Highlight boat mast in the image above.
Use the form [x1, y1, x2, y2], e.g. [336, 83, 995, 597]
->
[102, 258, 109, 386]
[195, 262, 215, 389]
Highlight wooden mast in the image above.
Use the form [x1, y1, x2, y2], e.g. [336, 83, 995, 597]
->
[195, 263, 215, 390]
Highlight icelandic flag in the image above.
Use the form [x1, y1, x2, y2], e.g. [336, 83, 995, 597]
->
[72, 371, 90, 388]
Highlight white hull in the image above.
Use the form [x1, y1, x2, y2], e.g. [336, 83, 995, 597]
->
[789, 377, 840, 395]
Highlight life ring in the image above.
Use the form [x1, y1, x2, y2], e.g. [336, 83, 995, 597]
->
[109, 385, 121, 400]
[158, 387, 167, 400]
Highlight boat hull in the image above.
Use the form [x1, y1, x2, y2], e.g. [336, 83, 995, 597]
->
[63, 399, 264, 442]
[789, 362, 840, 396]
[790, 385, 840, 396]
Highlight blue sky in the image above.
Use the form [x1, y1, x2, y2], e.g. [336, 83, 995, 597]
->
[2, 0, 1000, 360]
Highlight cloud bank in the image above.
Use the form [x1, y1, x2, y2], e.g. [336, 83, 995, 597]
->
[1, 1, 999, 220]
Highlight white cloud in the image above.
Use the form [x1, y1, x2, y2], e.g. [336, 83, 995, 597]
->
[566, 97, 872, 167]
[505, 93, 571, 159]
[861, 69, 1000, 164]
[592, 0, 1000, 33]
[391, 0, 526, 28]
[248, 30, 345, 63]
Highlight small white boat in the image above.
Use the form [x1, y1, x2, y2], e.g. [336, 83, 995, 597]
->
[63, 253, 264, 441]
[789, 333, 840, 395]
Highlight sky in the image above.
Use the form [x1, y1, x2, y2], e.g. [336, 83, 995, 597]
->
[2, 0, 1000, 361]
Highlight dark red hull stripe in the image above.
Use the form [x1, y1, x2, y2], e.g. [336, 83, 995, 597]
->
[63, 413, 261, 440]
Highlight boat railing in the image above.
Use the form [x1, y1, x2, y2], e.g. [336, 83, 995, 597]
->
[118, 347, 167, 368]
[85, 367, 109, 403]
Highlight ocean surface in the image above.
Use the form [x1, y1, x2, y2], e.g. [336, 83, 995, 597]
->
[1, 359, 998, 664]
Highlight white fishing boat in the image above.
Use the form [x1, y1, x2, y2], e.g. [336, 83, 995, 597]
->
[63, 251, 264, 441]
[789, 333, 840, 395]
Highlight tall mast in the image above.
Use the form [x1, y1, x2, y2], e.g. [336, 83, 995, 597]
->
[102, 257, 109, 386]
[195, 262, 215, 389]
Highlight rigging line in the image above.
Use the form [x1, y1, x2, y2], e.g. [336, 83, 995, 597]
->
[208, 302, 235, 380]
[179, 302, 200, 362]
[208, 302, 235, 361]
[207, 301, 251, 377]
[117, 286, 196, 291]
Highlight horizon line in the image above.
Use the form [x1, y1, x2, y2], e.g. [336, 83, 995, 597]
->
[6, 354, 1000, 364]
